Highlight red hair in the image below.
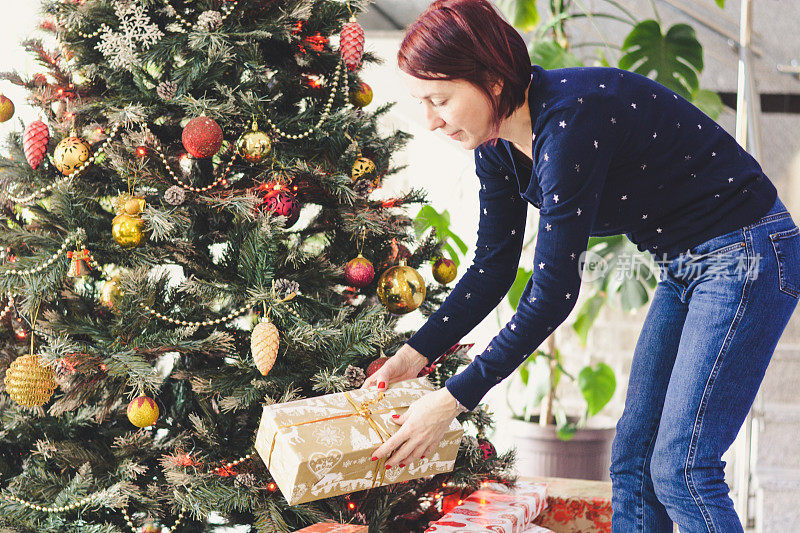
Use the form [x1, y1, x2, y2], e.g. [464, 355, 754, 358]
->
[398, 0, 531, 144]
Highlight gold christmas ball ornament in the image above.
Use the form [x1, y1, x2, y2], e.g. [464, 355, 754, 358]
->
[54, 135, 91, 175]
[432, 257, 458, 284]
[0, 94, 15, 122]
[112, 213, 146, 248]
[351, 156, 376, 183]
[377, 259, 426, 314]
[4, 354, 57, 407]
[349, 81, 373, 108]
[238, 121, 272, 163]
[251, 317, 280, 376]
[127, 396, 159, 427]
[100, 278, 122, 308]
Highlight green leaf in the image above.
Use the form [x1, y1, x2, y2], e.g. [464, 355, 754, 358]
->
[499, 0, 540, 32]
[578, 363, 616, 416]
[507, 268, 532, 311]
[619, 278, 649, 312]
[691, 88, 724, 120]
[572, 294, 605, 346]
[530, 40, 584, 69]
[555, 409, 577, 440]
[715, 0, 726, 7]
[619, 20, 704, 99]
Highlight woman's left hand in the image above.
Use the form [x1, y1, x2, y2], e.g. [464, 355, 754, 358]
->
[371, 387, 462, 468]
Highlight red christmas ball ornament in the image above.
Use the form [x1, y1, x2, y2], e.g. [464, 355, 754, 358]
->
[182, 116, 223, 158]
[263, 190, 301, 227]
[23, 120, 50, 169]
[477, 438, 496, 460]
[340, 17, 365, 72]
[345, 254, 375, 288]
[366, 356, 389, 377]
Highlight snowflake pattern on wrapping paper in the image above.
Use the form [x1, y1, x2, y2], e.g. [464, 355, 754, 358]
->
[314, 423, 344, 447]
[96, 1, 164, 71]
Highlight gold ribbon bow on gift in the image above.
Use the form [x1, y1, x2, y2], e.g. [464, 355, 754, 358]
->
[267, 390, 401, 489]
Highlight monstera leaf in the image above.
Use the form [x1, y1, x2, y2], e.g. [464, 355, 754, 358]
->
[498, 0, 539, 32]
[530, 40, 583, 69]
[619, 20, 703, 100]
[691, 88, 724, 120]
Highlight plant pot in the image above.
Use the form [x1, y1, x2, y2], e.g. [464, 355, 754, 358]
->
[507, 417, 616, 481]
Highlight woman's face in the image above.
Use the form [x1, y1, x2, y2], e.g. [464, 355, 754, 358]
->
[400, 72, 501, 150]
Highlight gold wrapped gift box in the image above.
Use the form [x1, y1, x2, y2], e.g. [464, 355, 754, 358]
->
[255, 377, 463, 505]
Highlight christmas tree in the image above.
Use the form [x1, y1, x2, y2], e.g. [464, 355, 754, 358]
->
[0, 1, 515, 531]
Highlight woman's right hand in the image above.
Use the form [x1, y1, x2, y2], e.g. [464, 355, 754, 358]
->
[361, 344, 430, 391]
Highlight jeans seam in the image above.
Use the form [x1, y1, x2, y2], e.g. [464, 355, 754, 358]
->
[684, 233, 753, 533]
[743, 210, 790, 230]
[639, 421, 661, 531]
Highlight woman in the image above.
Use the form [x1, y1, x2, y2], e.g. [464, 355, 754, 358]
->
[364, 1, 800, 531]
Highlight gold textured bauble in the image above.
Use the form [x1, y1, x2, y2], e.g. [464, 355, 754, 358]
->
[377, 259, 426, 314]
[349, 81, 373, 108]
[4, 354, 57, 407]
[100, 278, 121, 308]
[53, 136, 91, 175]
[0, 94, 15, 122]
[112, 213, 146, 248]
[351, 156, 376, 183]
[251, 318, 279, 376]
[238, 122, 272, 163]
[432, 257, 458, 284]
[124, 197, 146, 216]
[127, 396, 159, 427]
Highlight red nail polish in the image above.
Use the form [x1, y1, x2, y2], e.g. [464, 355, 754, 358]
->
[400, 463, 406, 467]
[391, 414, 399, 419]
[421, 455, 426, 459]
[371, 457, 377, 461]
[378, 381, 386, 389]
[385, 465, 392, 470]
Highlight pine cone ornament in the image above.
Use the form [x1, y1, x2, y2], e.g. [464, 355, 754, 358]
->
[340, 18, 365, 72]
[197, 10, 223, 30]
[273, 278, 299, 298]
[234, 473, 258, 488]
[251, 317, 279, 376]
[164, 185, 186, 206]
[23, 120, 50, 170]
[345, 364, 366, 388]
[156, 80, 177, 100]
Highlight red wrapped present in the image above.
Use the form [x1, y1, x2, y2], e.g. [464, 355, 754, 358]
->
[524, 476, 612, 533]
[425, 480, 548, 532]
[294, 523, 367, 532]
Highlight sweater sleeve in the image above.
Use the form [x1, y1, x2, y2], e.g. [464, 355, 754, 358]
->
[445, 97, 616, 410]
[405, 149, 528, 364]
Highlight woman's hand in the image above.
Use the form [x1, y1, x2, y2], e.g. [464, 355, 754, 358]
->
[370, 387, 462, 468]
[361, 344, 429, 391]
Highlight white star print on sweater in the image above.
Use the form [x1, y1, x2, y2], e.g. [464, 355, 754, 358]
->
[406, 65, 777, 411]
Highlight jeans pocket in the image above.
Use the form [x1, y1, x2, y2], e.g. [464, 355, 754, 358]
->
[769, 226, 800, 298]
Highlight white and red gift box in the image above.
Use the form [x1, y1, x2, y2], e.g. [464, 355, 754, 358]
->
[425, 481, 549, 532]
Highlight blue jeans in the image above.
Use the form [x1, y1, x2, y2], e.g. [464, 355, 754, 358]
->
[610, 196, 800, 532]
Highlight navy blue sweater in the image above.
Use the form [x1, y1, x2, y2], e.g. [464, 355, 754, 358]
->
[406, 65, 777, 411]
